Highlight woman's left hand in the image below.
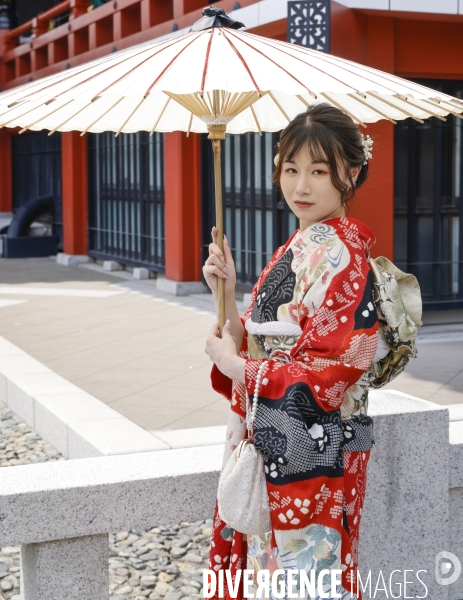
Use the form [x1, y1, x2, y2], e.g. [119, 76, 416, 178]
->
[205, 319, 246, 383]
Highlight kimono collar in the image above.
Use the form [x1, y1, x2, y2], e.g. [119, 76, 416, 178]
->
[293, 216, 376, 255]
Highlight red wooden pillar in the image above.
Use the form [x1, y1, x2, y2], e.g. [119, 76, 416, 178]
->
[61, 132, 88, 255]
[70, 0, 88, 20]
[164, 131, 202, 282]
[351, 16, 395, 260]
[141, 0, 173, 28]
[0, 129, 12, 213]
[173, 0, 206, 18]
[351, 120, 394, 259]
[0, 29, 13, 89]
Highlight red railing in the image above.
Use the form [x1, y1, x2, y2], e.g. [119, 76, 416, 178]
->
[0, 0, 259, 90]
[5, 1, 85, 45]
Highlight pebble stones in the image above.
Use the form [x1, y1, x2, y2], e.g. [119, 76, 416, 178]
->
[109, 521, 213, 599]
[0, 402, 214, 600]
[0, 403, 65, 468]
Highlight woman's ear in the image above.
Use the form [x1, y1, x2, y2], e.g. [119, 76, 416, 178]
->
[351, 165, 362, 184]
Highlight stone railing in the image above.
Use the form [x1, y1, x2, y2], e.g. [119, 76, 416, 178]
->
[0, 390, 462, 600]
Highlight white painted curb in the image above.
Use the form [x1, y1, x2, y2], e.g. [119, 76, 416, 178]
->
[0, 336, 172, 459]
[0, 335, 230, 459]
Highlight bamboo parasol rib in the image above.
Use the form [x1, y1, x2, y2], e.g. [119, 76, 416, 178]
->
[348, 93, 397, 124]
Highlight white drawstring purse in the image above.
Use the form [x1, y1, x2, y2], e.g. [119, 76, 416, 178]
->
[217, 361, 272, 534]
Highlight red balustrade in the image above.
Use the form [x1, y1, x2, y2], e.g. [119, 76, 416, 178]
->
[0, 0, 259, 90]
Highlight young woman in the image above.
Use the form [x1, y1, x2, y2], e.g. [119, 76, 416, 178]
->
[203, 103, 382, 600]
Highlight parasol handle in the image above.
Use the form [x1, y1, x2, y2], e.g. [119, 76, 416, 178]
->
[209, 125, 226, 332]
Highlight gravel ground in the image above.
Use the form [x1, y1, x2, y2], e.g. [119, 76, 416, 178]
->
[0, 402, 212, 600]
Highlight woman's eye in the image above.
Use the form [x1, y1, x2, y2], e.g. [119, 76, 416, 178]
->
[313, 169, 326, 175]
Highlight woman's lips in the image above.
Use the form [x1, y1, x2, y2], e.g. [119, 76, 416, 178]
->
[294, 201, 314, 208]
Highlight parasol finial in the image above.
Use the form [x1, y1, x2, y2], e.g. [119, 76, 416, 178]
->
[189, 7, 245, 32]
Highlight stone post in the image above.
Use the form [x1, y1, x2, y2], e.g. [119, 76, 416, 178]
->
[360, 390, 449, 600]
[20, 534, 109, 600]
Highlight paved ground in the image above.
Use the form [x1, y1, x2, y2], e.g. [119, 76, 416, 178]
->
[0, 256, 462, 432]
[0, 258, 220, 431]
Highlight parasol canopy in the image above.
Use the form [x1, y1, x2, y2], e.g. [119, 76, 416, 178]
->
[0, 6, 462, 329]
[0, 7, 461, 136]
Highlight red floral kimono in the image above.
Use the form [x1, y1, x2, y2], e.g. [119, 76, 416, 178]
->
[209, 217, 379, 600]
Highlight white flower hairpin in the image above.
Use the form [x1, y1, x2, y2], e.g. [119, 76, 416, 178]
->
[360, 133, 373, 165]
[274, 141, 280, 167]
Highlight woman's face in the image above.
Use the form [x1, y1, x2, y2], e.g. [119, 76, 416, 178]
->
[279, 145, 360, 231]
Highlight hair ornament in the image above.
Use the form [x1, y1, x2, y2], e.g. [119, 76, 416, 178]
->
[360, 133, 373, 165]
[274, 142, 280, 167]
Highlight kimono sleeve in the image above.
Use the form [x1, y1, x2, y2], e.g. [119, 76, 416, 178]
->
[210, 244, 288, 402]
[244, 241, 379, 415]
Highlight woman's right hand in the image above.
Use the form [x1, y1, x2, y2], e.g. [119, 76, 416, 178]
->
[202, 227, 237, 297]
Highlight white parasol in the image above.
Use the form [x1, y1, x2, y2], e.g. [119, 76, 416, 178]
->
[0, 7, 462, 328]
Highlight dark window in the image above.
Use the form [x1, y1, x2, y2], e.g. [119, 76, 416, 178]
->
[201, 132, 298, 290]
[88, 132, 165, 271]
[11, 131, 63, 248]
[13, 0, 61, 27]
[394, 79, 463, 309]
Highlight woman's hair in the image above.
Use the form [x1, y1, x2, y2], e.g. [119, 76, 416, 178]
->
[272, 103, 369, 206]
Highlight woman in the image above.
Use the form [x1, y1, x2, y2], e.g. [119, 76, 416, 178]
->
[203, 104, 383, 600]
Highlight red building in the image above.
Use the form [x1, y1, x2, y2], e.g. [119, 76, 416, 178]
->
[0, 0, 462, 309]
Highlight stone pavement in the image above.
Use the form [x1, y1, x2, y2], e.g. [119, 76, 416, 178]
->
[0, 256, 462, 433]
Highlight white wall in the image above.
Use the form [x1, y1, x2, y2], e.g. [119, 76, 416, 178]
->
[335, 0, 463, 14]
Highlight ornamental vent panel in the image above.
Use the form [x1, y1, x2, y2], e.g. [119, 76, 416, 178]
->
[287, 0, 331, 52]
